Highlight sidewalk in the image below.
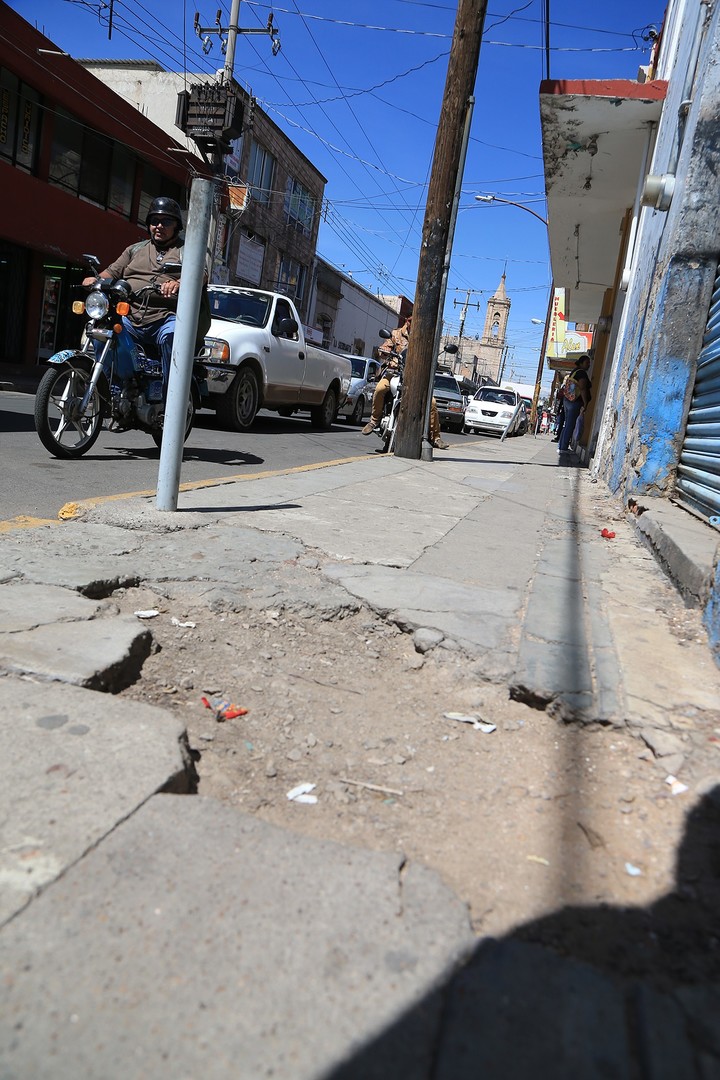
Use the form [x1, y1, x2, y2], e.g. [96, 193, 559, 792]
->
[0, 363, 45, 395]
[1, 433, 719, 1078]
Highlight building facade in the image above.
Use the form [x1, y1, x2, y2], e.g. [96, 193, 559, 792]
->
[0, 4, 210, 370]
[309, 259, 404, 355]
[540, 0, 720, 662]
[81, 62, 326, 323]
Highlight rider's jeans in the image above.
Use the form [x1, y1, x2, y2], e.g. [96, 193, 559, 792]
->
[370, 375, 392, 424]
[121, 315, 176, 398]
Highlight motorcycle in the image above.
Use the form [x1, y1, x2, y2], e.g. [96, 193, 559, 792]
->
[371, 329, 405, 455]
[34, 254, 206, 459]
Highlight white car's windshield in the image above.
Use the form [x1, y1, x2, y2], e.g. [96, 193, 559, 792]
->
[476, 388, 515, 407]
[208, 289, 272, 327]
[350, 358, 367, 379]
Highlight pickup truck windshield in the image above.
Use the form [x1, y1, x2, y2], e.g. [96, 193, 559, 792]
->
[207, 289, 272, 328]
[434, 375, 461, 394]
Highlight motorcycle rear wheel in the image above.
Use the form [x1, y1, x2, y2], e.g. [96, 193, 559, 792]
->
[151, 395, 194, 449]
[34, 362, 104, 459]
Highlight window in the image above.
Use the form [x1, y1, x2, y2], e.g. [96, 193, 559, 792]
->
[108, 143, 134, 217]
[49, 110, 82, 192]
[138, 167, 183, 227]
[0, 69, 41, 172]
[284, 176, 315, 235]
[277, 256, 306, 304]
[317, 313, 333, 350]
[0, 70, 18, 162]
[272, 298, 298, 340]
[79, 129, 112, 204]
[49, 107, 180, 220]
[247, 139, 274, 204]
[15, 85, 40, 171]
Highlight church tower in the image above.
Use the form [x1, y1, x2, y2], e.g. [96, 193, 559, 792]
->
[473, 272, 510, 382]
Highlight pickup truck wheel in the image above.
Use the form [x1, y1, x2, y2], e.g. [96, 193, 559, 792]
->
[310, 387, 338, 430]
[348, 396, 365, 425]
[217, 366, 259, 431]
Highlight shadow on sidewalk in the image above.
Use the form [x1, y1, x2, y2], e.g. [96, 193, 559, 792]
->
[327, 787, 720, 1079]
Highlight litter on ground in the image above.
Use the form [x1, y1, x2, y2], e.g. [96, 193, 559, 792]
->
[201, 696, 249, 721]
[287, 783, 318, 804]
[444, 712, 496, 733]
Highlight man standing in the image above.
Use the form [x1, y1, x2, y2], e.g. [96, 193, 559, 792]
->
[82, 196, 186, 397]
[558, 354, 592, 456]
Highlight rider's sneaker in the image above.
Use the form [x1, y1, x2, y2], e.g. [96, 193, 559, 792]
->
[361, 421, 377, 435]
[433, 438, 450, 450]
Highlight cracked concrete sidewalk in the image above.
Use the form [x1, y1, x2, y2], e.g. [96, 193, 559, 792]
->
[1, 434, 719, 1078]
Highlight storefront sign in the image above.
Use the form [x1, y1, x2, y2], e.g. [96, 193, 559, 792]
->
[236, 233, 265, 286]
[546, 287, 567, 358]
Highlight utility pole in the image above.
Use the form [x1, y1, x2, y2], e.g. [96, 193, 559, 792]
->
[530, 281, 553, 432]
[452, 288, 482, 375]
[185, 2, 280, 275]
[157, 6, 281, 509]
[394, 0, 487, 460]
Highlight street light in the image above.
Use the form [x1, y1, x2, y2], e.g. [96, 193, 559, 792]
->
[474, 194, 548, 227]
[475, 194, 550, 429]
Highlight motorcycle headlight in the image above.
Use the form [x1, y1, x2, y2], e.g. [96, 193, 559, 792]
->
[85, 291, 110, 320]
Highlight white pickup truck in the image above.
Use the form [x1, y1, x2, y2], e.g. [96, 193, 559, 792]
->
[201, 287, 352, 431]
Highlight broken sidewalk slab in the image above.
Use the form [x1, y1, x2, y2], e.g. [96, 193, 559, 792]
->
[0, 581, 104, 632]
[323, 563, 521, 657]
[0, 795, 475, 1080]
[0, 616, 152, 692]
[0, 520, 303, 595]
[0, 677, 192, 926]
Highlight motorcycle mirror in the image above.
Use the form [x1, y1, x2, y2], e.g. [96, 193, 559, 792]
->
[83, 254, 100, 272]
[444, 343, 459, 354]
[162, 262, 182, 275]
[379, 329, 392, 339]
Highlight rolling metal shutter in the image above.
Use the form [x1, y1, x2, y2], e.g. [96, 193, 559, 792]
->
[676, 266, 720, 523]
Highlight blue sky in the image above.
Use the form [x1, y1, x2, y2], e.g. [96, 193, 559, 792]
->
[12, 0, 664, 383]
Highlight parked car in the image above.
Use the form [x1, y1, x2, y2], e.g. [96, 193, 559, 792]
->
[337, 354, 382, 425]
[464, 385, 525, 437]
[433, 371, 466, 433]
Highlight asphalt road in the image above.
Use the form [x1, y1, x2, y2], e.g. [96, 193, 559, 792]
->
[0, 392, 464, 521]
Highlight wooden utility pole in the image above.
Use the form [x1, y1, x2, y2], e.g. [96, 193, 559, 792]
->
[394, 0, 487, 459]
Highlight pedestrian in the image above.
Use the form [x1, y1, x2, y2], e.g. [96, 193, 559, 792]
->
[557, 355, 592, 456]
[551, 389, 565, 443]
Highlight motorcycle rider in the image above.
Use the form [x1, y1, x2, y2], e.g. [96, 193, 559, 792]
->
[361, 316, 449, 449]
[82, 196, 189, 398]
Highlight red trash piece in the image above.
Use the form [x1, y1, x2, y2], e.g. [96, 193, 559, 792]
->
[601, 528, 616, 539]
[201, 696, 249, 721]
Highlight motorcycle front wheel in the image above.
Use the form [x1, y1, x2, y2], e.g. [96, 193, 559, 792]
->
[34, 362, 104, 459]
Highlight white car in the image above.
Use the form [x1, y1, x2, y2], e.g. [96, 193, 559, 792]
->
[337, 354, 382, 425]
[464, 385, 524, 437]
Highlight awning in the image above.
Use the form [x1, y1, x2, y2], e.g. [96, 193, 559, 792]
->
[540, 79, 667, 325]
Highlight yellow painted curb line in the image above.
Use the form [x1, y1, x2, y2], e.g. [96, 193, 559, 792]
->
[29, 452, 376, 524]
[0, 515, 59, 533]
